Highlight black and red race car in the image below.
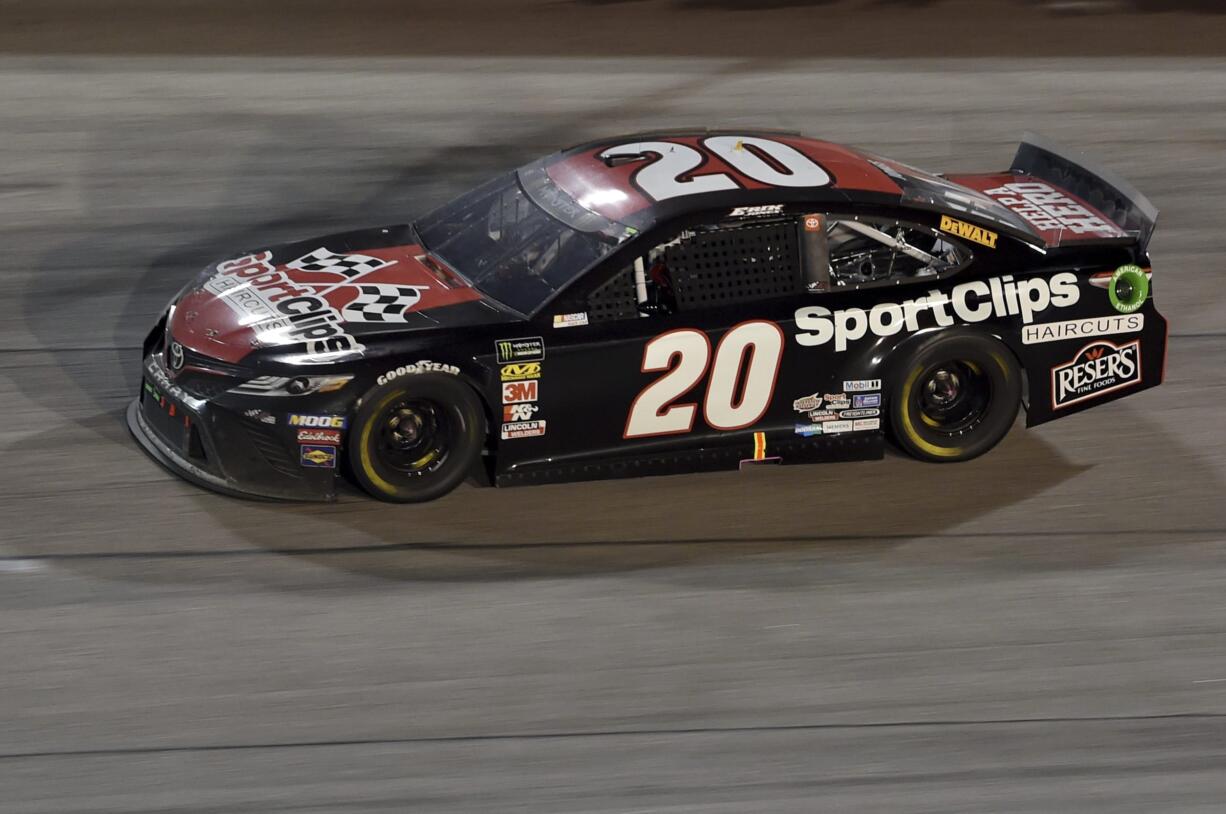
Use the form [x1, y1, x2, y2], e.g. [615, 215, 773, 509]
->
[128, 130, 1166, 502]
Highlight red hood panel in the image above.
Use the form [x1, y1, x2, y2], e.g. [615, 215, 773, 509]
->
[170, 243, 482, 364]
[947, 173, 1128, 245]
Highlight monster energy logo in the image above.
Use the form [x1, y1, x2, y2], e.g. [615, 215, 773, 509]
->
[495, 336, 544, 364]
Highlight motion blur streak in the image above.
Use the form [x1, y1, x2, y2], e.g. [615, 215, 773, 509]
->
[3, 5, 1226, 810]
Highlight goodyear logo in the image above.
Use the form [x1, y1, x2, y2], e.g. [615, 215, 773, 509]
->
[940, 215, 998, 249]
[288, 414, 347, 429]
[500, 362, 541, 382]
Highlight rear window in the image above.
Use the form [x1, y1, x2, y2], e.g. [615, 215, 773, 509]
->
[866, 156, 1042, 242]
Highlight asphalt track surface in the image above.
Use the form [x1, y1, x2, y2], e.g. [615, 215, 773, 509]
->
[2, 53, 1226, 812]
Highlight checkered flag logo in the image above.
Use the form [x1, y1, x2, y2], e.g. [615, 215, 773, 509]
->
[287, 247, 393, 280]
[340, 284, 427, 322]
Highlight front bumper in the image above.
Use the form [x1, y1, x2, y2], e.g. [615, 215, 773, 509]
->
[126, 353, 340, 502]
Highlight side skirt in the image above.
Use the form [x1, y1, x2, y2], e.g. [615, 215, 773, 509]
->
[495, 432, 883, 488]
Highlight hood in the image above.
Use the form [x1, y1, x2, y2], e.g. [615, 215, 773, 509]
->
[168, 225, 508, 365]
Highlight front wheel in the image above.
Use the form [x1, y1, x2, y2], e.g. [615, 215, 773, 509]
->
[889, 333, 1022, 463]
[348, 373, 485, 502]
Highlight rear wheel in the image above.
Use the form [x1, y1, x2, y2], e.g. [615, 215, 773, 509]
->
[889, 333, 1021, 463]
[349, 373, 485, 502]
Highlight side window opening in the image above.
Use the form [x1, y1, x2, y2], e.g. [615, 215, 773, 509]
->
[583, 213, 973, 323]
[586, 216, 801, 321]
[821, 216, 971, 289]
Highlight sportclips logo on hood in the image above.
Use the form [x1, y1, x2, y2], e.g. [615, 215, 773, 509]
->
[795, 273, 1080, 352]
[205, 251, 365, 361]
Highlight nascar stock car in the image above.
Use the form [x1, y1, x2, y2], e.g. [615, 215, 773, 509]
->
[128, 130, 1166, 502]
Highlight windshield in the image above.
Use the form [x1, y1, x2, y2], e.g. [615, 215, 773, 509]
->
[414, 172, 620, 315]
[866, 156, 1042, 242]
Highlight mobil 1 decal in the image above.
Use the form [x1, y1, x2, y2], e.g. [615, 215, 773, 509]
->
[1051, 338, 1141, 409]
[795, 273, 1080, 352]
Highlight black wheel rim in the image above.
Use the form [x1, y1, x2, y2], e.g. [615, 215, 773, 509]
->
[374, 398, 451, 477]
[914, 360, 991, 436]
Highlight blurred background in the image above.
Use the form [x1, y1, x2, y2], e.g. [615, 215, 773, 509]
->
[2, 0, 1225, 811]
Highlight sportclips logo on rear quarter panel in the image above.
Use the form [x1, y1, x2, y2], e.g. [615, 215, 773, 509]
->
[495, 337, 544, 364]
[1051, 339, 1141, 409]
[795, 273, 1080, 352]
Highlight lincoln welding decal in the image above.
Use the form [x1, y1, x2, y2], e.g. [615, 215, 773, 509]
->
[1051, 339, 1141, 409]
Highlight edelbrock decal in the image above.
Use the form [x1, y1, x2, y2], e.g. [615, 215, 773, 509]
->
[796, 272, 1080, 352]
[1051, 339, 1141, 409]
[1022, 313, 1143, 346]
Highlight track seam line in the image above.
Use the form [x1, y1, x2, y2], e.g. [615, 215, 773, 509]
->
[2, 527, 1223, 561]
[4, 712, 1225, 761]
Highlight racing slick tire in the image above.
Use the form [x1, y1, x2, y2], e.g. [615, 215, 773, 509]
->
[888, 332, 1022, 463]
[348, 373, 485, 503]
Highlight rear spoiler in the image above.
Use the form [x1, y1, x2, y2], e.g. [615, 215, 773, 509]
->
[1011, 132, 1159, 253]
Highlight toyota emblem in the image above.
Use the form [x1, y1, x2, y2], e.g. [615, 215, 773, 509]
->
[168, 341, 185, 371]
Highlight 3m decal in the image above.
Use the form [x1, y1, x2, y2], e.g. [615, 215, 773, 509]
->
[599, 136, 831, 203]
[502, 380, 539, 404]
[796, 272, 1080, 352]
[495, 337, 545, 364]
[624, 321, 784, 439]
[300, 445, 337, 468]
[852, 393, 881, 409]
[376, 361, 460, 385]
[982, 182, 1123, 238]
[297, 429, 341, 445]
[501, 420, 546, 439]
[503, 403, 539, 422]
[852, 418, 881, 431]
[288, 414, 347, 429]
[500, 362, 541, 381]
[1051, 339, 1142, 409]
[843, 379, 881, 393]
[939, 215, 998, 249]
[1022, 313, 1144, 345]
